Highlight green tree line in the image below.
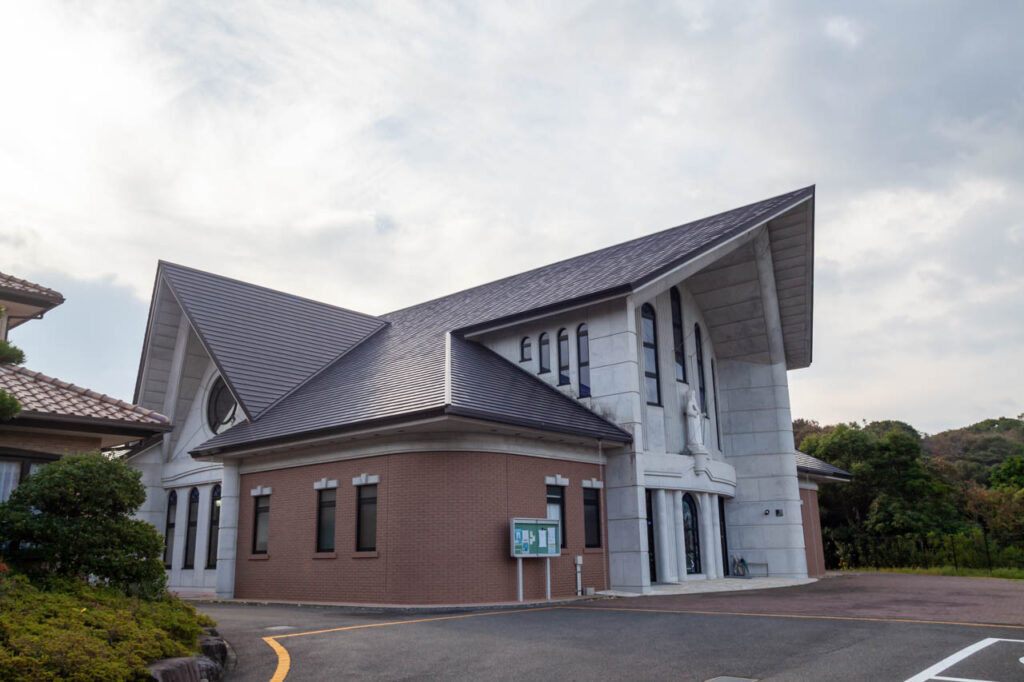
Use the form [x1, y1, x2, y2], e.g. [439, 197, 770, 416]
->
[795, 417, 1024, 571]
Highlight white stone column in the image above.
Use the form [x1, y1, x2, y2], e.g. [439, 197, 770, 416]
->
[710, 494, 724, 578]
[700, 493, 717, 578]
[653, 489, 678, 583]
[672, 491, 688, 579]
[215, 459, 240, 599]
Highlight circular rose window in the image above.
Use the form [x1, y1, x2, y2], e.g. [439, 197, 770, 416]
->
[206, 377, 237, 434]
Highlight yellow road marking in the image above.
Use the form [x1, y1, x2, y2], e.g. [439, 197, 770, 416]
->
[563, 605, 1024, 630]
[262, 636, 291, 682]
[261, 603, 1024, 681]
[261, 606, 559, 681]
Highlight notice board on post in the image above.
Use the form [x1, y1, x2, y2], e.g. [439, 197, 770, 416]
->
[510, 518, 560, 558]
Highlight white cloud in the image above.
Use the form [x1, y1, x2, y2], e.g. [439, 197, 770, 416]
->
[0, 1, 1021, 432]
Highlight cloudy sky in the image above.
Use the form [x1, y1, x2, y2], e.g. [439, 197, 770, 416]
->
[2, 1, 1021, 435]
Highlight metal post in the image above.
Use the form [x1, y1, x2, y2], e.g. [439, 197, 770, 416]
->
[545, 557, 551, 600]
[517, 557, 523, 602]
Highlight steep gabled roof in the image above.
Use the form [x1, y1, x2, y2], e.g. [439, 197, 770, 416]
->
[190, 186, 814, 455]
[142, 262, 387, 419]
[0, 364, 169, 429]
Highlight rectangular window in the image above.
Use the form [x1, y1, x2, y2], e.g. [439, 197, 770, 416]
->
[356, 484, 377, 551]
[316, 488, 337, 553]
[546, 485, 566, 548]
[583, 488, 601, 548]
[0, 460, 20, 503]
[577, 325, 590, 398]
[671, 288, 686, 382]
[252, 495, 270, 555]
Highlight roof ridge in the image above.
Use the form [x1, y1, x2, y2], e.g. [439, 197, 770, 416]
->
[0, 271, 65, 303]
[3, 364, 170, 424]
[157, 260, 382, 322]
[383, 185, 814, 319]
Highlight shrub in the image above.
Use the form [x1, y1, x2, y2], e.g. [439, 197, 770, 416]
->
[0, 574, 213, 681]
[0, 453, 166, 596]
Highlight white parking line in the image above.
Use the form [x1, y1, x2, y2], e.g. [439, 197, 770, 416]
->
[904, 638, 1024, 682]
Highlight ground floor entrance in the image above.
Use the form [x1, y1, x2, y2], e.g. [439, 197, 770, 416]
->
[645, 488, 727, 583]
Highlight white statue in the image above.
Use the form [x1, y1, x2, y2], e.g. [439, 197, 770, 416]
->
[685, 386, 705, 450]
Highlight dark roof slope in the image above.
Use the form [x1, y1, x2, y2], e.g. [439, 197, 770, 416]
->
[795, 451, 852, 480]
[192, 186, 813, 455]
[159, 262, 387, 419]
[448, 336, 629, 442]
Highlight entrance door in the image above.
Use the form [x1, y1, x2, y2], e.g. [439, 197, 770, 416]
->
[645, 489, 657, 583]
[682, 493, 701, 574]
[719, 497, 729, 576]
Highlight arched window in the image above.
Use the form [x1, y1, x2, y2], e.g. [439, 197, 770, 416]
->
[163, 490, 177, 569]
[206, 484, 221, 569]
[577, 324, 590, 398]
[694, 323, 707, 413]
[183, 487, 200, 569]
[520, 337, 532, 362]
[557, 328, 570, 385]
[207, 377, 238, 434]
[641, 304, 660, 405]
[538, 332, 550, 374]
[670, 288, 686, 382]
[682, 493, 701, 575]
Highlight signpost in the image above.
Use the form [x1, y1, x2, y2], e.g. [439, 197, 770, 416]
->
[510, 518, 560, 601]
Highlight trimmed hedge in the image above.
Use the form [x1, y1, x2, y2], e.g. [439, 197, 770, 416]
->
[0, 572, 215, 681]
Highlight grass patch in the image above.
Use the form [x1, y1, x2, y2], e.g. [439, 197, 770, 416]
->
[842, 566, 1024, 580]
[0, 572, 215, 681]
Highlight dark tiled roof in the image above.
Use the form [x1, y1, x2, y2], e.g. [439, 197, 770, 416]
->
[795, 451, 852, 480]
[192, 186, 814, 454]
[159, 262, 387, 419]
[0, 271, 64, 305]
[0, 365, 169, 426]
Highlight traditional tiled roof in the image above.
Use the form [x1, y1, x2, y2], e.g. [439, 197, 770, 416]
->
[0, 364, 169, 426]
[191, 187, 814, 455]
[795, 451, 852, 480]
[0, 272, 64, 304]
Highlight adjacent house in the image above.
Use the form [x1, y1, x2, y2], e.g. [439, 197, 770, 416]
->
[0, 273, 170, 502]
[129, 185, 841, 603]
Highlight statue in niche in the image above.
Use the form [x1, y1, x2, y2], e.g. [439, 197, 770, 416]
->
[685, 386, 706, 451]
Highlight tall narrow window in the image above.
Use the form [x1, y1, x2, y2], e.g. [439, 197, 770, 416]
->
[163, 491, 177, 568]
[694, 323, 708, 413]
[520, 337, 532, 362]
[538, 332, 550, 374]
[252, 495, 270, 555]
[711, 358, 721, 449]
[316, 488, 337, 553]
[546, 485, 566, 548]
[557, 328, 570, 385]
[682, 493, 701, 574]
[583, 488, 601, 548]
[357, 484, 377, 551]
[183, 487, 199, 569]
[577, 324, 590, 398]
[641, 303, 660, 405]
[670, 288, 686, 382]
[206, 485, 221, 569]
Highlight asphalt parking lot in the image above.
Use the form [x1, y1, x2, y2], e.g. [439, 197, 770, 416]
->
[197, 573, 1024, 682]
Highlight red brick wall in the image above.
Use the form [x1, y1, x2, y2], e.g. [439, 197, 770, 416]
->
[800, 486, 826, 578]
[235, 451, 608, 604]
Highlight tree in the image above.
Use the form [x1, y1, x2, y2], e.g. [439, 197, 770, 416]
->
[0, 452, 166, 596]
[0, 305, 25, 420]
[990, 455, 1024, 491]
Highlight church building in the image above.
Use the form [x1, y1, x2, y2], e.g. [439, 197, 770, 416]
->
[128, 186, 840, 603]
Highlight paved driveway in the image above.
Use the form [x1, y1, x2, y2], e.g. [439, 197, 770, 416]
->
[197, 573, 1024, 682]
